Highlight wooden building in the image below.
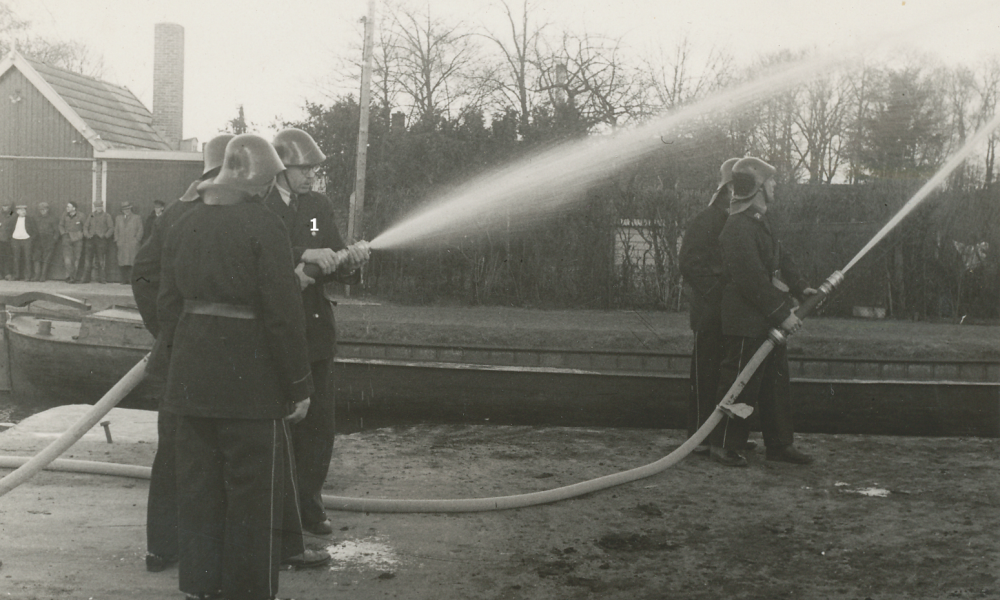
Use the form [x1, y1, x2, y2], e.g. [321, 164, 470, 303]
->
[0, 49, 201, 280]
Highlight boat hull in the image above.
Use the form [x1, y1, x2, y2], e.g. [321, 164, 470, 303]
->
[4, 314, 997, 437]
[5, 314, 158, 409]
[332, 359, 1000, 437]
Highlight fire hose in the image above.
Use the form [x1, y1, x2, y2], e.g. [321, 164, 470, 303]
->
[0, 273, 841, 511]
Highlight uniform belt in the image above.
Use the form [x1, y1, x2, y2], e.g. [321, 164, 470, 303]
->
[183, 300, 257, 319]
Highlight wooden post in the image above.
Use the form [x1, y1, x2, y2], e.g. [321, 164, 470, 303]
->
[348, 0, 376, 245]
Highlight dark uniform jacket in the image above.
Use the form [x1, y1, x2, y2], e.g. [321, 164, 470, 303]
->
[133, 181, 201, 338]
[719, 207, 809, 338]
[263, 187, 360, 362]
[679, 202, 728, 332]
[157, 201, 314, 419]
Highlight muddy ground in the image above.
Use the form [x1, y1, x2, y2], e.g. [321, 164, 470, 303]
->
[1, 406, 998, 600]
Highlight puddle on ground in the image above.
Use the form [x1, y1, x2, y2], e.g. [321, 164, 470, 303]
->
[326, 536, 401, 571]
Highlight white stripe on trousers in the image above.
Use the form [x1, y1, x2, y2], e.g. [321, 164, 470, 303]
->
[281, 420, 306, 553]
[269, 421, 278, 596]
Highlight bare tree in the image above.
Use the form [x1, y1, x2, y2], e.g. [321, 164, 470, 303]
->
[791, 75, 849, 183]
[642, 34, 733, 113]
[479, 0, 547, 131]
[1, 2, 104, 77]
[973, 56, 1000, 188]
[386, 5, 487, 126]
[535, 31, 646, 131]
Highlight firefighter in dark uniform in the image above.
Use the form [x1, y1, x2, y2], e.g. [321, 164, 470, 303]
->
[679, 157, 746, 454]
[133, 133, 328, 575]
[710, 157, 816, 467]
[266, 128, 370, 536]
[133, 133, 231, 574]
[157, 134, 313, 600]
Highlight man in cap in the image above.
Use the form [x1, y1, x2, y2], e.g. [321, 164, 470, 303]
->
[0, 202, 13, 280]
[9, 204, 36, 280]
[114, 202, 143, 284]
[81, 202, 114, 284]
[710, 157, 816, 467]
[58, 201, 85, 282]
[133, 133, 330, 574]
[143, 200, 165, 244]
[266, 128, 369, 537]
[679, 158, 758, 454]
[31, 202, 60, 281]
[158, 133, 313, 600]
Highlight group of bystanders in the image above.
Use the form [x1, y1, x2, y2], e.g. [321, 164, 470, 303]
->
[0, 199, 150, 283]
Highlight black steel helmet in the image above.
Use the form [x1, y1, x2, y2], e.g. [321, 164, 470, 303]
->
[211, 134, 284, 193]
[202, 134, 235, 176]
[708, 157, 741, 206]
[730, 157, 777, 201]
[272, 128, 327, 168]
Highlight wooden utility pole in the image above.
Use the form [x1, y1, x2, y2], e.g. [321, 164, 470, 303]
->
[348, 0, 376, 244]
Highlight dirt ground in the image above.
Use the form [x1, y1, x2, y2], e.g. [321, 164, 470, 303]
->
[1, 406, 998, 600]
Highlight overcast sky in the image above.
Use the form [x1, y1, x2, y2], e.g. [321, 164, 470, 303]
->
[8, 0, 1000, 144]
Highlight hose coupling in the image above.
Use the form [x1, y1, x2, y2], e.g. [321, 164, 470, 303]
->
[819, 270, 845, 295]
[768, 328, 787, 346]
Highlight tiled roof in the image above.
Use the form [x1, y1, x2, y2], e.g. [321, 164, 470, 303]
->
[26, 57, 171, 151]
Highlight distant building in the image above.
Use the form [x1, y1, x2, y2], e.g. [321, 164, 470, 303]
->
[0, 26, 201, 279]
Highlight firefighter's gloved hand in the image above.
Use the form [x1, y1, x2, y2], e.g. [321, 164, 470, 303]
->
[780, 311, 803, 334]
[294, 262, 315, 290]
[285, 398, 311, 424]
[301, 248, 340, 274]
[802, 287, 818, 295]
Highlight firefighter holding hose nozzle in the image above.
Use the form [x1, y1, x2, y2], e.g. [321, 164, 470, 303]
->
[709, 157, 817, 468]
[264, 128, 370, 538]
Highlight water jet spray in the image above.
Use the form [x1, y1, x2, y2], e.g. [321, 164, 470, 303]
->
[366, 48, 872, 252]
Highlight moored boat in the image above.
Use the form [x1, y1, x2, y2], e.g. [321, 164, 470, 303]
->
[3, 304, 157, 408]
[2, 293, 997, 436]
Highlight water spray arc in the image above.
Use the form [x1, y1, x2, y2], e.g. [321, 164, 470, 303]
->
[366, 51, 865, 252]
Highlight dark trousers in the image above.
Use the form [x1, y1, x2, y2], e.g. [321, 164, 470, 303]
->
[147, 409, 179, 559]
[687, 326, 724, 438]
[11, 238, 31, 279]
[291, 358, 334, 527]
[61, 237, 82, 280]
[82, 237, 108, 282]
[31, 236, 58, 280]
[147, 410, 306, 563]
[175, 416, 285, 600]
[710, 336, 795, 451]
[0, 240, 11, 277]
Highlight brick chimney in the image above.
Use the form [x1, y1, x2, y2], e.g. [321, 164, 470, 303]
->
[152, 23, 184, 150]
